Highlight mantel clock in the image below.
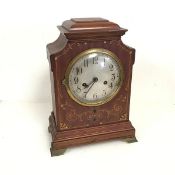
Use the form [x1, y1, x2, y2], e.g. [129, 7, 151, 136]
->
[47, 18, 137, 156]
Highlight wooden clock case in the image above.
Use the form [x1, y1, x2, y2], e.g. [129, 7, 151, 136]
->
[47, 18, 137, 156]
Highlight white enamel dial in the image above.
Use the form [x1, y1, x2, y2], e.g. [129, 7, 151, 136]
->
[65, 49, 123, 106]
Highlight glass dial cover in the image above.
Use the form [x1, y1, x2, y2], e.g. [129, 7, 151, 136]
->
[65, 49, 123, 106]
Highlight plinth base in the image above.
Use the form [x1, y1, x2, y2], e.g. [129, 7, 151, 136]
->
[48, 112, 137, 156]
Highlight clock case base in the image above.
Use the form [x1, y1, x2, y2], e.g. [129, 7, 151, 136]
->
[48, 112, 136, 156]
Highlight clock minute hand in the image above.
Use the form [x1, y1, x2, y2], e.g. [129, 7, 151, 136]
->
[84, 81, 95, 98]
[83, 77, 98, 89]
[84, 77, 98, 97]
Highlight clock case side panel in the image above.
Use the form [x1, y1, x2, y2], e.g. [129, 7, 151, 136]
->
[125, 43, 135, 122]
[47, 33, 68, 130]
[118, 40, 135, 122]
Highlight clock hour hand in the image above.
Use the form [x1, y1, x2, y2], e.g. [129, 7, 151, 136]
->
[82, 80, 93, 89]
[82, 83, 89, 88]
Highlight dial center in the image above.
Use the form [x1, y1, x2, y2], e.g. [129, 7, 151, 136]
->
[93, 77, 98, 82]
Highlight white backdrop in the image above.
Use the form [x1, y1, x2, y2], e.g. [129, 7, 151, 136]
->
[0, 0, 175, 175]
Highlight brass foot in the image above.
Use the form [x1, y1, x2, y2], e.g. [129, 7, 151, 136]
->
[50, 148, 66, 156]
[125, 137, 138, 143]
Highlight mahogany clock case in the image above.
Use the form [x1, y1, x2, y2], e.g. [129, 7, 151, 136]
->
[47, 18, 137, 156]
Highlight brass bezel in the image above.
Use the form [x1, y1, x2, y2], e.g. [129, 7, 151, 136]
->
[63, 48, 124, 106]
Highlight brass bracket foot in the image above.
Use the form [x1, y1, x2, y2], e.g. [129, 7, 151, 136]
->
[125, 137, 138, 143]
[50, 148, 66, 156]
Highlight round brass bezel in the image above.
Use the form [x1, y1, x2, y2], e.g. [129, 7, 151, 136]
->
[63, 48, 124, 106]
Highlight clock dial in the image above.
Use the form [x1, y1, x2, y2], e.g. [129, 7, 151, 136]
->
[65, 49, 123, 106]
